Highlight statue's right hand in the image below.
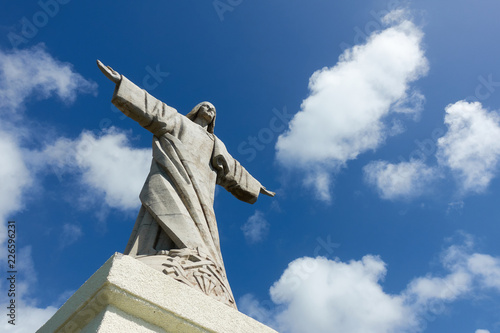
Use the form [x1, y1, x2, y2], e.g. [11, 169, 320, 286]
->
[97, 59, 121, 84]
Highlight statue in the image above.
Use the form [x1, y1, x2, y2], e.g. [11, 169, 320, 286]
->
[97, 60, 275, 309]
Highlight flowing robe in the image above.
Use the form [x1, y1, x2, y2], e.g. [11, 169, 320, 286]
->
[112, 76, 262, 271]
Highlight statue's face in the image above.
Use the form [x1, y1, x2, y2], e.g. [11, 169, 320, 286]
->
[197, 102, 216, 124]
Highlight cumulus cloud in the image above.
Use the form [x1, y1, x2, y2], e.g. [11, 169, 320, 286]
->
[71, 130, 151, 210]
[34, 128, 151, 211]
[0, 44, 97, 114]
[241, 236, 500, 333]
[241, 210, 270, 243]
[437, 101, 500, 194]
[363, 160, 438, 200]
[270, 256, 416, 333]
[475, 330, 490, 333]
[275, 10, 428, 201]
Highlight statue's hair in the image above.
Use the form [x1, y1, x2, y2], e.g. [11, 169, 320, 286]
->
[186, 102, 216, 134]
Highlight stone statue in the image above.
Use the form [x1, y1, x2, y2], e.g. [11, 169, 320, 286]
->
[97, 60, 274, 309]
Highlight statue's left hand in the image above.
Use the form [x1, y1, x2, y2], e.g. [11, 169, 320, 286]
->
[97, 59, 121, 84]
[260, 186, 275, 197]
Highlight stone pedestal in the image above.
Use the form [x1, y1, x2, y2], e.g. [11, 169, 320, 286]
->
[37, 253, 277, 333]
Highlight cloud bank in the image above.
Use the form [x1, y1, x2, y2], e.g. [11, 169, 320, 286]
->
[0, 44, 99, 332]
[0, 45, 97, 247]
[240, 236, 500, 333]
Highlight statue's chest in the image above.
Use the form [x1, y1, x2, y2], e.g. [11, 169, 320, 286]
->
[178, 123, 215, 171]
[176, 124, 217, 199]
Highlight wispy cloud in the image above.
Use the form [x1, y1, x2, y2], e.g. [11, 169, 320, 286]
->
[0, 44, 97, 115]
[275, 9, 428, 201]
[59, 223, 83, 249]
[241, 210, 270, 243]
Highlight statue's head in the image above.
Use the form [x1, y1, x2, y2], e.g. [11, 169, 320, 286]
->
[186, 101, 216, 133]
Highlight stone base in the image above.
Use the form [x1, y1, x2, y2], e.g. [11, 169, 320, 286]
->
[36, 253, 277, 333]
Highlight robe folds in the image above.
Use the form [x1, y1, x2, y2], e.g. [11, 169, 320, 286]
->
[112, 76, 262, 270]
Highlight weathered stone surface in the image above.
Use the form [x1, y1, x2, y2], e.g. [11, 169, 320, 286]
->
[37, 254, 278, 333]
[96, 60, 275, 308]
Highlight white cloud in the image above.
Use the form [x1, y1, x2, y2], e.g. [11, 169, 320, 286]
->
[3, 303, 56, 332]
[0, 131, 32, 246]
[0, 45, 100, 333]
[35, 128, 151, 211]
[241, 210, 270, 243]
[366, 101, 500, 201]
[437, 101, 500, 194]
[73, 130, 150, 210]
[275, 9, 428, 201]
[363, 160, 438, 200]
[467, 253, 500, 290]
[0, 44, 97, 247]
[241, 236, 500, 333]
[0, 44, 97, 114]
[303, 171, 332, 202]
[238, 294, 277, 329]
[475, 330, 490, 333]
[269, 256, 416, 333]
[1, 247, 58, 332]
[405, 269, 472, 307]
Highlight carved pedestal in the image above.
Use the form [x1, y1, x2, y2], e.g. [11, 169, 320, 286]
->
[36, 253, 277, 333]
[135, 248, 236, 309]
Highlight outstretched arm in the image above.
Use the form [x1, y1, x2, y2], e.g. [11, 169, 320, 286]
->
[97, 60, 178, 136]
[213, 138, 275, 203]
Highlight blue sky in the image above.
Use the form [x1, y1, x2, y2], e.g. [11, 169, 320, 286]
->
[1, 1, 500, 332]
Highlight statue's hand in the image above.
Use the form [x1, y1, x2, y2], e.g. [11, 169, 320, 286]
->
[97, 59, 121, 84]
[260, 186, 275, 197]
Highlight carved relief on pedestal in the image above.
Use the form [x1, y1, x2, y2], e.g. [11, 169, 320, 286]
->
[161, 248, 236, 308]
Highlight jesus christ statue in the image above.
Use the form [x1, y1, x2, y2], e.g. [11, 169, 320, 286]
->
[98, 60, 274, 308]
